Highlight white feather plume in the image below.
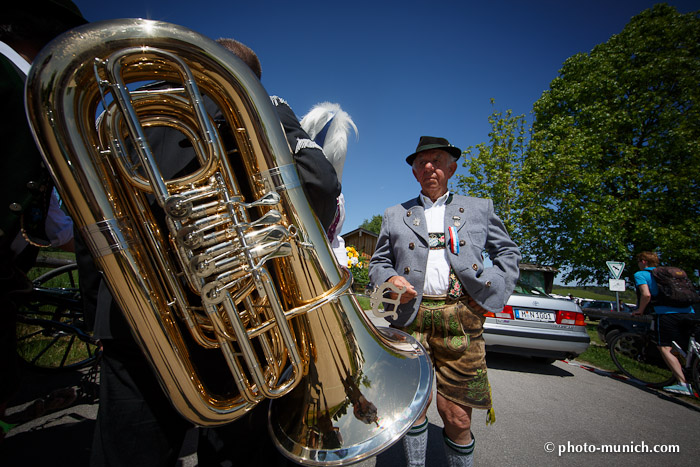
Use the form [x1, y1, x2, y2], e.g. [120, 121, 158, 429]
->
[300, 102, 358, 183]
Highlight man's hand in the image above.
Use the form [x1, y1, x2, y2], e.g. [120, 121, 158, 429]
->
[387, 276, 417, 304]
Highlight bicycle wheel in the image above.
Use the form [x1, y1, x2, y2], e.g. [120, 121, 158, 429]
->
[29, 261, 80, 288]
[692, 356, 700, 396]
[609, 332, 675, 388]
[16, 263, 101, 371]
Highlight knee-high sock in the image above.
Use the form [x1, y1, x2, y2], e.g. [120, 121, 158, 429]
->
[443, 430, 475, 467]
[402, 418, 429, 467]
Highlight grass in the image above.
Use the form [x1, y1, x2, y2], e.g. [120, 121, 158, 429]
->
[576, 344, 618, 371]
[609, 349, 674, 384]
[356, 295, 371, 311]
[567, 323, 619, 372]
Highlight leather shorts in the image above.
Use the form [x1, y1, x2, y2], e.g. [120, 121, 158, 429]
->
[396, 296, 492, 409]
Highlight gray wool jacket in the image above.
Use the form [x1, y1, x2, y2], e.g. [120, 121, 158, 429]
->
[369, 194, 521, 327]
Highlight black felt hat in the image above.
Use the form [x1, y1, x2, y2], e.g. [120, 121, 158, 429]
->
[46, 0, 86, 26]
[405, 136, 462, 166]
[6, 1, 87, 35]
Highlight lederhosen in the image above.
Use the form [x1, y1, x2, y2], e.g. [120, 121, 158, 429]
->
[396, 232, 492, 409]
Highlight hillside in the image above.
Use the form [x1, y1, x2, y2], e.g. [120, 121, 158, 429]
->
[552, 285, 636, 303]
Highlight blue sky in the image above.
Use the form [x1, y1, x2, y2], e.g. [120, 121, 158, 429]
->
[73, 0, 699, 235]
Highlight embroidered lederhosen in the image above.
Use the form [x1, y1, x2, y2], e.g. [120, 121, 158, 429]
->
[397, 232, 492, 409]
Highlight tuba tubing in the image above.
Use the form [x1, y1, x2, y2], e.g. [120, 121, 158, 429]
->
[25, 19, 432, 465]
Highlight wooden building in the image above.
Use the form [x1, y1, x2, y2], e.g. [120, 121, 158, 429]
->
[341, 228, 378, 258]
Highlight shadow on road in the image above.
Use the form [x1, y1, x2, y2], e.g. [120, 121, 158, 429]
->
[1, 363, 99, 464]
[569, 360, 700, 413]
[485, 353, 575, 377]
[9, 364, 89, 406]
[1, 411, 94, 465]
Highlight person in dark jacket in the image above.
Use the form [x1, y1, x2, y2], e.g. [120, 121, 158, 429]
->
[0, 0, 86, 439]
[85, 37, 341, 466]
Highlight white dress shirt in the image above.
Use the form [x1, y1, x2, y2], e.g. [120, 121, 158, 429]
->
[420, 191, 450, 296]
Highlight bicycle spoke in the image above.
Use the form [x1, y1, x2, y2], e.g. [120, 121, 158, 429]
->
[18, 327, 48, 341]
[29, 333, 64, 366]
[59, 334, 77, 368]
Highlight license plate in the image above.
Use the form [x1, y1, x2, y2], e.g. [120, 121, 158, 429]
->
[515, 309, 555, 322]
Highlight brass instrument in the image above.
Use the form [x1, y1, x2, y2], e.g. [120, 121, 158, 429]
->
[25, 19, 432, 465]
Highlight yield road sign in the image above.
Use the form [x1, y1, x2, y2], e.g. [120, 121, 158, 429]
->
[606, 261, 625, 279]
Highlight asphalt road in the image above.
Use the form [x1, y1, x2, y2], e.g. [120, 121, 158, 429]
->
[3, 313, 700, 466]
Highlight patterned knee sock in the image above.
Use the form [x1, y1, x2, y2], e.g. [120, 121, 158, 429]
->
[402, 418, 429, 467]
[443, 430, 475, 467]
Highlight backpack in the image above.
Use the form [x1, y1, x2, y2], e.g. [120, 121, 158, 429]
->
[651, 266, 700, 308]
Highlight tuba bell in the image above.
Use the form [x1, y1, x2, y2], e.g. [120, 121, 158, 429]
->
[25, 19, 432, 465]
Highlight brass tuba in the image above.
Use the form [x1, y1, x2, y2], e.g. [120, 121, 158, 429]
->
[25, 19, 432, 465]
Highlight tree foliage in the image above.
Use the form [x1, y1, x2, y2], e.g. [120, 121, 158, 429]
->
[453, 99, 529, 250]
[359, 214, 383, 234]
[521, 4, 700, 284]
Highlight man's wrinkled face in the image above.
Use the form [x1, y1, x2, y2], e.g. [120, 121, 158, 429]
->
[412, 149, 457, 200]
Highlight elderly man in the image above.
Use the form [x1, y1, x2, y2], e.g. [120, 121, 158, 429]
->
[369, 136, 520, 467]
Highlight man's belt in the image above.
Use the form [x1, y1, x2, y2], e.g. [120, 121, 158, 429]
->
[421, 294, 469, 308]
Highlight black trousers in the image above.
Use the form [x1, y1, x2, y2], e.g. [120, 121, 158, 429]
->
[90, 339, 191, 467]
[198, 400, 296, 467]
[90, 338, 297, 467]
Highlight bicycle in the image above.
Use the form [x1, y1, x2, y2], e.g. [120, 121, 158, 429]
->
[609, 319, 700, 394]
[15, 261, 102, 371]
[670, 319, 700, 395]
[1, 260, 101, 436]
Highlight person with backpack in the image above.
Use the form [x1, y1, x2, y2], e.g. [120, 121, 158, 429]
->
[631, 251, 699, 396]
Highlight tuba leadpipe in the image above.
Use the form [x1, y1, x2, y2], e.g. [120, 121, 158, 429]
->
[25, 19, 432, 465]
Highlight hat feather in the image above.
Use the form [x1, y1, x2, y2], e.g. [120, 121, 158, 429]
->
[300, 102, 357, 183]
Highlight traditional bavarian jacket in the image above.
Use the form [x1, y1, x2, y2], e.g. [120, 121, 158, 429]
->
[369, 193, 521, 327]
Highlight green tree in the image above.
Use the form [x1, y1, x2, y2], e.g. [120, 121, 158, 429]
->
[521, 4, 700, 284]
[453, 99, 529, 250]
[359, 214, 383, 234]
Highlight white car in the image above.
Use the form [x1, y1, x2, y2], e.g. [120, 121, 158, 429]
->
[483, 290, 590, 363]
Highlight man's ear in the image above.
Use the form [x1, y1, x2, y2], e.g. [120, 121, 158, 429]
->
[447, 161, 457, 178]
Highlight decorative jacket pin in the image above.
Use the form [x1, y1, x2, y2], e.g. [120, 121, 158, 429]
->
[448, 226, 459, 254]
